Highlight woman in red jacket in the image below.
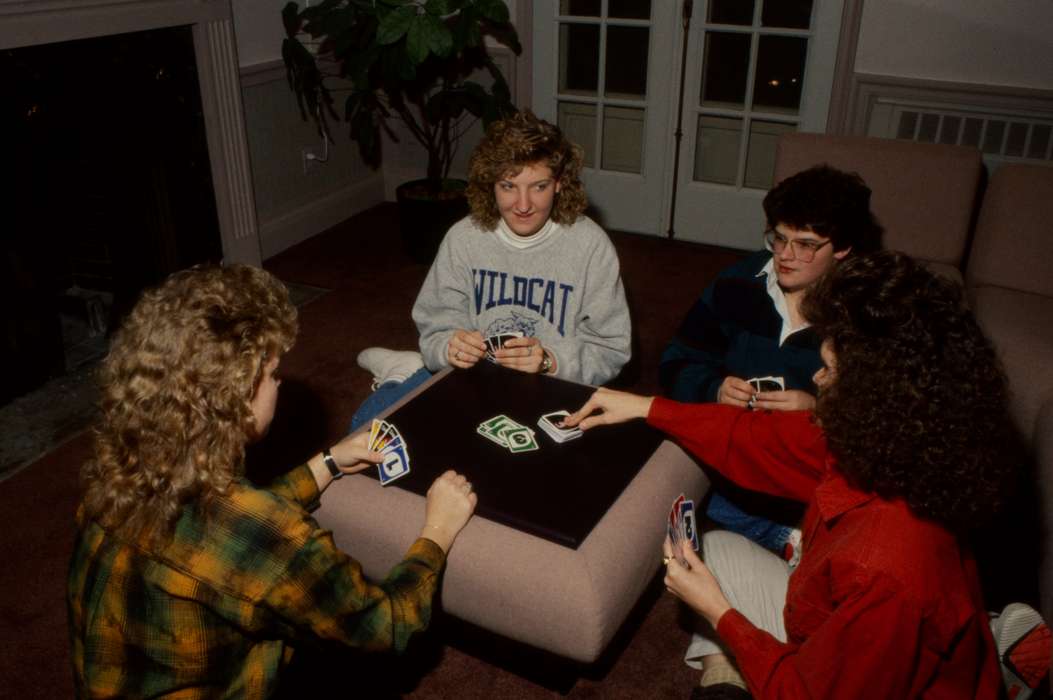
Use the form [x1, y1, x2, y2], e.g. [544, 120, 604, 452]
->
[565, 251, 1019, 698]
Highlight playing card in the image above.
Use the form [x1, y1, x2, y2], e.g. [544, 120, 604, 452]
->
[477, 414, 517, 446]
[504, 427, 539, 453]
[537, 410, 583, 443]
[679, 499, 699, 551]
[748, 375, 785, 393]
[368, 418, 385, 450]
[668, 494, 688, 566]
[378, 442, 411, 485]
[485, 331, 524, 362]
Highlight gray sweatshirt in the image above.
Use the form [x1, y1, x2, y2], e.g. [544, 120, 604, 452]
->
[412, 215, 631, 385]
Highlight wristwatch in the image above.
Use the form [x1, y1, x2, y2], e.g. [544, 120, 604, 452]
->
[539, 351, 553, 375]
[322, 448, 342, 479]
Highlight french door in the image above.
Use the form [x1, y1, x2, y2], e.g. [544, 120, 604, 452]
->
[532, 0, 845, 250]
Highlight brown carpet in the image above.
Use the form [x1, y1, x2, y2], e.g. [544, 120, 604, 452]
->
[0, 203, 743, 698]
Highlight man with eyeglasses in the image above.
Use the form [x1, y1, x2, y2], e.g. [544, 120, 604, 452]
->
[659, 165, 883, 683]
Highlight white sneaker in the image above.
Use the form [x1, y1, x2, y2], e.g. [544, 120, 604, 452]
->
[991, 603, 1050, 700]
[357, 348, 424, 390]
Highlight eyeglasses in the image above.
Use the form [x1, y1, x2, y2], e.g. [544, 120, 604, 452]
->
[763, 229, 832, 263]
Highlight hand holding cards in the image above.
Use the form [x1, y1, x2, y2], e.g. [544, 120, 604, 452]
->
[746, 375, 784, 410]
[667, 493, 699, 567]
[484, 331, 523, 363]
[368, 419, 411, 485]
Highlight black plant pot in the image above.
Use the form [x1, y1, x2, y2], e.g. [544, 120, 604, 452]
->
[395, 178, 470, 264]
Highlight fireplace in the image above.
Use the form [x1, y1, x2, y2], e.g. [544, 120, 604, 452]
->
[0, 0, 262, 404]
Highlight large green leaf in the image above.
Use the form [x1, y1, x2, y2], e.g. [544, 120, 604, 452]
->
[405, 15, 430, 65]
[422, 14, 453, 57]
[424, 0, 451, 15]
[376, 6, 415, 45]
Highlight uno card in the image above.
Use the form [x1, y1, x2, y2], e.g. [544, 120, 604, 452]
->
[668, 494, 688, 566]
[748, 375, 785, 393]
[504, 427, 539, 452]
[378, 443, 411, 485]
[368, 418, 384, 450]
[679, 499, 699, 551]
[477, 414, 516, 446]
[537, 410, 583, 443]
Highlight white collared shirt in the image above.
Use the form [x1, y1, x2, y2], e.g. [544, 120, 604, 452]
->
[757, 258, 809, 346]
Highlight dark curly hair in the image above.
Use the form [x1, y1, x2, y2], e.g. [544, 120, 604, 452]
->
[81, 264, 298, 542]
[764, 165, 883, 254]
[803, 251, 1016, 532]
[466, 109, 587, 229]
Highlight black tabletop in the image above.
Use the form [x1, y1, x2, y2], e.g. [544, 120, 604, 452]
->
[369, 362, 664, 549]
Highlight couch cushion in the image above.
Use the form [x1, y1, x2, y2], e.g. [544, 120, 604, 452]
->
[774, 133, 981, 268]
[972, 286, 1053, 440]
[966, 164, 1053, 299]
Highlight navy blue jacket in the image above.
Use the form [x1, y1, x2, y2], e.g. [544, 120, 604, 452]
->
[659, 250, 823, 402]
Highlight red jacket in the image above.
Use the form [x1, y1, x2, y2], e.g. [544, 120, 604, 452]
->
[649, 398, 1001, 699]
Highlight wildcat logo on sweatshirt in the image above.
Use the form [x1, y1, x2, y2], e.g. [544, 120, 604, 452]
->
[472, 268, 575, 336]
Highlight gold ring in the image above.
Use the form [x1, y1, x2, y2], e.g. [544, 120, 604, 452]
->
[662, 557, 672, 566]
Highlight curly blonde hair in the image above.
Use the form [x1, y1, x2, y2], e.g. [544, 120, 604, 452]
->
[466, 110, 587, 229]
[80, 265, 298, 542]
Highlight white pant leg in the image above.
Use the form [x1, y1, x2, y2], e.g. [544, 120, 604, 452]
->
[684, 530, 790, 668]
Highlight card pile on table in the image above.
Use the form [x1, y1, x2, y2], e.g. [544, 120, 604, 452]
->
[476, 414, 539, 452]
[667, 493, 699, 566]
[484, 331, 523, 362]
[369, 418, 411, 485]
[536, 410, 583, 443]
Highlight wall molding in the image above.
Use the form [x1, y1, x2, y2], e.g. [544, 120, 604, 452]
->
[825, 0, 865, 135]
[258, 173, 385, 259]
[846, 72, 1053, 137]
[240, 58, 286, 86]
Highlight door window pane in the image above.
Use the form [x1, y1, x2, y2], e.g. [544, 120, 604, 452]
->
[560, 0, 600, 17]
[602, 106, 645, 173]
[745, 120, 794, 189]
[752, 35, 806, 114]
[558, 102, 597, 168]
[559, 24, 600, 95]
[605, 26, 649, 99]
[700, 32, 750, 109]
[1028, 125, 1051, 160]
[693, 115, 742, 184]
[608, 0, 650, 20]
[938, 116, 961, 145]
[708, 0, 755, 25]
[761, 0, 813, 29]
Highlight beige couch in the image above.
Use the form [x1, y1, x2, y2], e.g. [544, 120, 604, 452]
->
[773, 132, 983, 283]
[964, 165, 1053, 676]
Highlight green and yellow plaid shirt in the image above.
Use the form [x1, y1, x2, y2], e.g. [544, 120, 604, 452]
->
[67, 464, 445, 698]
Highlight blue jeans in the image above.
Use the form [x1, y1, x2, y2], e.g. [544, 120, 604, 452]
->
[705, 490, 792, 555]
[349, 367, 433, 432]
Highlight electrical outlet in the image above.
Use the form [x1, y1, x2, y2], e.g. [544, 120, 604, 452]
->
[301, 147, 320, 174]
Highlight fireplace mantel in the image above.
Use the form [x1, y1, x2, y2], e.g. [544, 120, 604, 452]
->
[1, 0, 262, 265]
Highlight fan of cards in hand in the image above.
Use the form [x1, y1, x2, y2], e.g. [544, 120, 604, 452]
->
[368, 419, 411, 485]
[746, 375, 784, 410]
[668, 493, 699, 566]
[484, 331, 523, 363]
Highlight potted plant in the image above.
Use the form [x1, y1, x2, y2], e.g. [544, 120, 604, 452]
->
[281, 0, 521, 262]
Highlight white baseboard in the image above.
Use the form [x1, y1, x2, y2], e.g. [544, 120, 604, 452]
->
[258, 174, 386, 259]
